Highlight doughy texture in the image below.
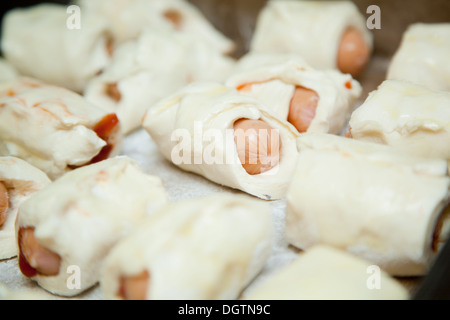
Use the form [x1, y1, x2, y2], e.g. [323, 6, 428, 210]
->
[286, 133, 450, 276]
[349, 80, 450, 162]
[76, 0, 234, 54]
[0, 157, 51, 260]
[2, 3, 112, 92]
[0, 59, 19, 83]
[0, 78, 123, 180]
[251, 0, 373, 70]
[142, 82, 300, 200]
[226, 53, 361, 134]
[387, 23, 450, 91]
[16, 156, 169, 296]
[0, 282, 51, 300]
[243, 245, 409, 300]
[101, 193, 273, 300]
[84, 29, 235, 134]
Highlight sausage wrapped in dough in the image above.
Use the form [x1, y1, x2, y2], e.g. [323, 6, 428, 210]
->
[0, 59, 18, 83]
[243, 246, 409, 300]
[348, 80, 450, 164]
[0, 78, 123, 180]
[1, 3, 112, 92]
[0, 157, 50, 260]
[286, 133, 450, 276]
[76, 0, 235, 54]
[16, 157, 169, 297]
[142, 82, 300, 200]
[226, 53, 361, 134]
[101, 194, 273, 300]
[387, 23, 450, 91]
[250, 0, 373, 78]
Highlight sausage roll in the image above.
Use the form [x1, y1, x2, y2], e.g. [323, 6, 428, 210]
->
[142, 82, 300, 200]
[348, 80, 450, 164]
[226, 53, 362, 135]
[243, 245, 409, 300]
[0, 78, 123, 180]
[387, 23, 450, 91]
[16, 156, 169, 297]
[286, 133, 450, 276]
[250, 0, 373, 78]
[0, 157, 50, 260]
[0, 58, 18, 83]
[101, 193, 273, 300]
[1, 3, 112, 93]
[76, 0, 235, 54]
[84, 29, 235, 134]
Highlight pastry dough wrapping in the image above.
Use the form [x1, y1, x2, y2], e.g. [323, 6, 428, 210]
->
[0, 78, 123, 180]
[243, 245, 409, 300]
[226, 53, 362, 134]
[16, 156, 169, 296]
[76, 0, 235, 54]
[286, 133, 450, 276]
[1, 3, 112, 92]
[250, 0, 373, 70]
[348, 80, 450, 163]
[142, 82, 300, 200]
[0, 59, 18, 83]
[0, 157, 51, 260]
[387, 23, 450, 91]
[84, 29, 235, 134]
[101, 193, 273, 300]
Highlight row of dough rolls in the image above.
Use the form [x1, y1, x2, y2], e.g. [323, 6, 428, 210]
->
[6, 153, 409, 299]
[344, 23, 450, 268]
[1, 0, 237, 135]
[8, 154, 274, 299]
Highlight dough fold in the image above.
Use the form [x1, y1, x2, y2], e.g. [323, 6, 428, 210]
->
[102, 194, 273, 300]
[0, 157, 51, 260]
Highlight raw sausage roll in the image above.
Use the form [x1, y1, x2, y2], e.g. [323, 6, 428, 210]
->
[0, 59, 18, 83]
[348, 80, 450, 164]
[142, 82, 300, 200]
[101, 194, 273, 300]
[243, 245, 409, 300]
[1, 3, 112, 93]
[250, 0, 373, 78]
[286, 133, 450, 276]
[84, 29, 235, 134]
[16, 157, 169, 297]
[226, 53, 362, 134]
[0, 157, 50, 260]
[0, 78, 123, 180]
[76, 0, 235, 54]
[387, 23, 450, 91]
